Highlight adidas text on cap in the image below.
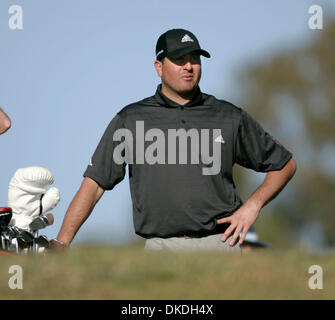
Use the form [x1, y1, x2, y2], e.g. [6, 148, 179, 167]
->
[155, 28, 211, 61]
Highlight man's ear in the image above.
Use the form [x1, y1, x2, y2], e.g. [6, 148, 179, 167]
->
[154, 60, 163, 78]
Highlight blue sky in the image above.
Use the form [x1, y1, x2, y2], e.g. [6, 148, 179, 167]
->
[1, 0, 334, 245]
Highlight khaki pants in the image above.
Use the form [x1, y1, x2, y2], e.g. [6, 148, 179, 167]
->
[144, 234, 241, 254]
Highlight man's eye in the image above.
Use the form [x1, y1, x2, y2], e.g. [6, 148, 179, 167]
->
[171, 55, 199, 65]
[175, 58, 184, 63]
[191, 56, 200, 64]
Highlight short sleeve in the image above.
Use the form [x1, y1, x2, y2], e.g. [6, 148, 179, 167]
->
[83, 114, 127, 190]
[235, 110, 292, 172]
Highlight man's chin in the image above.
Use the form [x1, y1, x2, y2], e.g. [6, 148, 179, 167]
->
[179, 86, 198, 98]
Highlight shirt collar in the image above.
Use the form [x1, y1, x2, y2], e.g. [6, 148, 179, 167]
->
[154, 84, 204, 108]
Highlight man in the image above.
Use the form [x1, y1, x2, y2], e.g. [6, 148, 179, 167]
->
[51, 29, 296, 252]
[0, 108, 11, 134]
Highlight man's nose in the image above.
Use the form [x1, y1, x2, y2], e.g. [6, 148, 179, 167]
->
[183, 61, 193, 70]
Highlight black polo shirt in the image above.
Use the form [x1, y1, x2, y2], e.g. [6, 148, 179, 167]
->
[84, 85, 292, 238]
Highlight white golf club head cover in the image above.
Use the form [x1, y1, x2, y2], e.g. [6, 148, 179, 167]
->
[7, 166, 60, 231]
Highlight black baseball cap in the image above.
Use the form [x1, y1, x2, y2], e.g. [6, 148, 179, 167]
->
[156, 28, 211, 61]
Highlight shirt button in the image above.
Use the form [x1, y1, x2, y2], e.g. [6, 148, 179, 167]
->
[181, 119, 186, 124]
[180, 106, 184, 110]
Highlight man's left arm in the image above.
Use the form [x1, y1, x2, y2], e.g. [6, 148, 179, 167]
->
[217, 157, 297, 246]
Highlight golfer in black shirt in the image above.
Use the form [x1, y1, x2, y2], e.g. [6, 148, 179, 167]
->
[52, 29, 296, 252]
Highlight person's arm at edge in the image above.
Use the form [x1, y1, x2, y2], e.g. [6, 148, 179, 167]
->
[0, 108, 11, 134]
[54, 176, 105, 247]
[217, 157, 297, 246]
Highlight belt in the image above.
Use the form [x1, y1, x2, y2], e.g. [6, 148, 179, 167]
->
[181, 223, 231, 239]
[144, 223, 231, 240]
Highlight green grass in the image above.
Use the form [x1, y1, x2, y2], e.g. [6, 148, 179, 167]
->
[0, 243, 334, 299]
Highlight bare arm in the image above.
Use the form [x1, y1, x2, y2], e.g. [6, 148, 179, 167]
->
[0, 108, 11, 134]
[56, 177, 105, 247]
[217, 157, 297, 246]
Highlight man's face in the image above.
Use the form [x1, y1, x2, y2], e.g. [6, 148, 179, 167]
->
[155, 52, 201, 95]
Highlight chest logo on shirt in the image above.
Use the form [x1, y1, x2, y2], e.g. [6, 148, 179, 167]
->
[112, 121, 223, 176]
[214, 135, 225, 144]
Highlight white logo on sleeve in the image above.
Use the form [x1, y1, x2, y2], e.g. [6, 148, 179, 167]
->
[89, 159, 93, 166]
[215, 135, 225, 144]
[181, 34, 194, 43]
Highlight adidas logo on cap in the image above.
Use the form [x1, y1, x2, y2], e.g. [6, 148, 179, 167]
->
[181, 34, 194, 43]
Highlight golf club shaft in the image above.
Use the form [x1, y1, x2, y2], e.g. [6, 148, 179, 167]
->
[1, 235, 5, 250]
[34, 231, 38, 254]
